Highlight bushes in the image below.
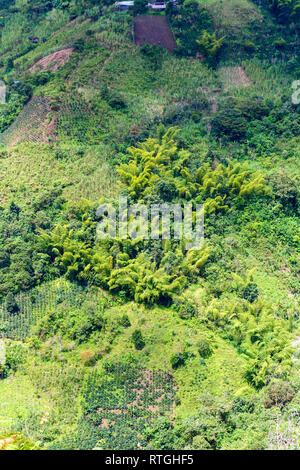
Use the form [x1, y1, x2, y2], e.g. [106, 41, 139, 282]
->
[140, 44, 164, 71]
[168, 1, 213, 57]
[268, 170, 299, 214]
[0, 80, 32, 133]
[5, 293, 20, 314]
[211, 107, 248, 141]
[80, 350, 96, 366]
[264, 380, 295, 409]
[173, 296, 196, 319]
[118, 314, 131, 328]
[196, 31, 225, 61]
[197, 338, 213, 359]
[211, 96, 270, 141]
[132, 0, 148, 15]
[131, 329, 145, 350]
[242, 282, 259, 303]
[3, 341, 27, 375]
[170, 352, 188, 369]
[100, 84, 127, 110]
[0, 203, 56, 299]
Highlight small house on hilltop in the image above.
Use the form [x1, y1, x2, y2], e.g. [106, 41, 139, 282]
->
[115, 1, 133, 10]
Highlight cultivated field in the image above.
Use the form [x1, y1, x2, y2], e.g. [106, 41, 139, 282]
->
[134, 15, 177, 52]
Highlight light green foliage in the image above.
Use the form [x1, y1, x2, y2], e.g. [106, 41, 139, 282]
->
[196, 30, 225, 58]
[0, 0, 299, 452]
[202, 295, 293, 388]
[117, 127, 189, 201]
[118, 127, 269, 214]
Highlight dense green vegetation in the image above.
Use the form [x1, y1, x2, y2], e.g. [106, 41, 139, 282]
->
[0, 0, 299, 451]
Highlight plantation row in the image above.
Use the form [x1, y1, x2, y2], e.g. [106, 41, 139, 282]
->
[51, 366, 176, 450]
[0, 281, 112, 340]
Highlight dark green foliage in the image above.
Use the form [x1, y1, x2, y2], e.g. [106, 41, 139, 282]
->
[144, 417, 179, 450]
[242, 282, 259, 303]
[5, 293, 20, 314]
[100, 84, 127, 109]
[118, 314, 131, 328]
[211, 96, 273, 141]
[153, 178, 177, 202]
[59, 367, 176, 449]
[170, 352, 188, 369]
[0, 81, 32, 133]
[197, 338, 213, 358]
[131, 329, 145, 350]
[236, 96, 270, 121]
[27, 71, 53, 87]
[0, 205, 43, 298]
[168, 1, 213, 57]
[0, 0, 15, 9]
[256, 0, 300, 26]
[173, 297, 196, 319]
[212, 107, 248, 141]
[132, 0, 148, 15]
[140, 44, 164, 71]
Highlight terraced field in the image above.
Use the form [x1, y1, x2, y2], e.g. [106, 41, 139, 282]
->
[0, 96, 55, 147]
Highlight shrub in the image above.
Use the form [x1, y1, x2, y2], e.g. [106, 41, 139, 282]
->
[118, 314, 131, 328]
[197, 338, 213, 358]
[243, 41, 256, 52]
[132, 0, 148, 15]
[100, 84, 126, 109]
[140, 44, 164, 71]
[211, 107, 248, 141]
[5, 293, 19, 314]
[236, 97, 270, 121]
[273, 39, 287, 49]
[173, 297, 196, 319]
[196, 31, 225, 59]
[264, 380, 295, 409]
[4, 342, 27, 373]
[80, 350, 96, 366]
[242, 283, 259, 303]
[268, 170, 299, 213]
[170, 352, 188, 369]
[131, 329, 145, 350]
[153, 178, 177, 202]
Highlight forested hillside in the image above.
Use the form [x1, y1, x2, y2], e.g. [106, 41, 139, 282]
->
[0, 0, 299, 451]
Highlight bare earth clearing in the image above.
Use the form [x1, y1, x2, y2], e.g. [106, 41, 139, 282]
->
[29, 48, 74, 73]
[134, 15, 177, 52]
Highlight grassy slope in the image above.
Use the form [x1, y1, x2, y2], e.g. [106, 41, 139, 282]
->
[0, 0, 299, 450]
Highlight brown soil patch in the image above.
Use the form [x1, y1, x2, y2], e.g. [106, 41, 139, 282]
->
[0, 435, 17, 450]
[101, 418, 110, 428]
[29, 48, 74, 73]
[134, 15, 177, 52]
